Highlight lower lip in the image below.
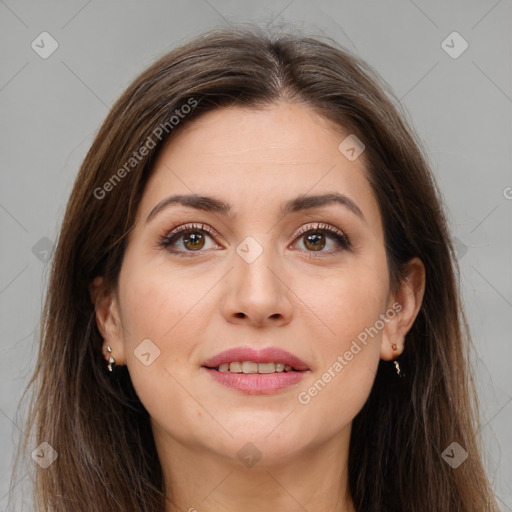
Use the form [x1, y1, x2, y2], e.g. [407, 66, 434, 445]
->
[202, 368, 307, 394]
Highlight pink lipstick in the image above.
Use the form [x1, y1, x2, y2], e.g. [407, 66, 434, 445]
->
[201, 346, 310, 395]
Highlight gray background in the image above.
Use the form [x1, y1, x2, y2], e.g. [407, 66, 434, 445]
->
[1, 0, 511, 509]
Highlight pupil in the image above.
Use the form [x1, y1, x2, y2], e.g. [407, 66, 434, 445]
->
[306, 233, 325, 251]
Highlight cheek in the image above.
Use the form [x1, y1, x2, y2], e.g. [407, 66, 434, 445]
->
[291, 253, 388, 413]
[294, 251, 389, 346]
[118, 256, 202, 345]
[117, 278, 201, 444]
[293, 274, 385, 435]
[120, 284, 177, 352]
[115, 256, 219, 435]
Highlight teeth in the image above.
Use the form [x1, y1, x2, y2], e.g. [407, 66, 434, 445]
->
[216, 361, 295, 373]
[258, 362, 275, 374]
[229, 362, 243, 373]
[242, 361, 258, 373]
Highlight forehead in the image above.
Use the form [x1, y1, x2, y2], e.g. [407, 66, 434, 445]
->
[138, 102, 382, 233]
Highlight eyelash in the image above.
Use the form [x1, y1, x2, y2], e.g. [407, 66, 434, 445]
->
[157, 222, 352, 257]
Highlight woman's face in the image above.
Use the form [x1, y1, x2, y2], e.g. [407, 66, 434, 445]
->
[101, 102, 410, 464]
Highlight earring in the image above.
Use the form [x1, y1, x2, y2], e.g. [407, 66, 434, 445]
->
[106, 346, 116, 372]
[391, 343, 404, 378]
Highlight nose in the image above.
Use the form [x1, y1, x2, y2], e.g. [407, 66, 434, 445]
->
[220, 237, 294, 327]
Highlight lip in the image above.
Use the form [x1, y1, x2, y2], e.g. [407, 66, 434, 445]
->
[201, 346, 310, 395]
[202, 368, 307, 394]
[202, 346, 310, 371]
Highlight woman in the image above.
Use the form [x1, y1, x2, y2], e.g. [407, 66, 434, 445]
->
[16, 27, 499, 511]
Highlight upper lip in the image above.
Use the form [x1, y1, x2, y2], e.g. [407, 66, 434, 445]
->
[202, 346, 310, 371]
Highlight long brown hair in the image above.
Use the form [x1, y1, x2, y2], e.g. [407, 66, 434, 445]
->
[13, 26, 498, 511]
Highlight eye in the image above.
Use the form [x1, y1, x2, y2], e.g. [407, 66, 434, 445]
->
[157, 221, 352, 257]
[291, 223, 352, 254]
[157, 223, 221, 256]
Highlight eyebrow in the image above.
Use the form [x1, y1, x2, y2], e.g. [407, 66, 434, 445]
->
[145, 192, 366, 224]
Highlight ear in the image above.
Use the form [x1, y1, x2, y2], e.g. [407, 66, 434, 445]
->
[88, 276, 126, 365]
[380, 257, 426, 361]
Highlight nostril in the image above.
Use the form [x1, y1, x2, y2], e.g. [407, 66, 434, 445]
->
[236, 312, 246, 318]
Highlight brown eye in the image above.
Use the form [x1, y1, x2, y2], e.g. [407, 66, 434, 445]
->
[292, 223, 352, 254]
[303, 232, 326, 251]
[182, 231, 206, 250]
[159, 223, 221, 256]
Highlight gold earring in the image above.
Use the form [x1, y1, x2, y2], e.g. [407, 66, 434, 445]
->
[106, 346, 115, 372]
[391, 343, 404, 377]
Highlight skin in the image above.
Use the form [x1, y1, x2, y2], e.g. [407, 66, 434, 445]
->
[90, 102, 425, 512]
